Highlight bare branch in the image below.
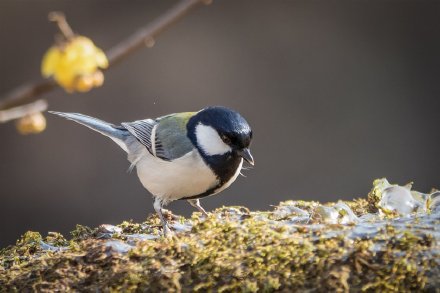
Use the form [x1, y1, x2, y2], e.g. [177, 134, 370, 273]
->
[108, 0, 206, 65]
[0, 0, 209, 113]
[0, 79, 56, 110]
[0, 99, 48, 123]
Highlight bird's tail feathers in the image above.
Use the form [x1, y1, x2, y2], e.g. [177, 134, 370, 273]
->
[49, 111, 130, 153]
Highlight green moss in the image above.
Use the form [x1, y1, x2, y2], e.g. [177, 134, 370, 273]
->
[1, 179, 439, 292]
[70, 224, 95, 241]
[345, 198, 369, 216]
[367, 178, 387, 213]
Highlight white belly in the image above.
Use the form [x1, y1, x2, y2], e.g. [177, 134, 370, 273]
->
[134, 148, 219, 203]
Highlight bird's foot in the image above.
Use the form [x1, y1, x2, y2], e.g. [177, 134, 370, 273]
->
[188, 199, 209, 218]
[162, 224, 174, 238]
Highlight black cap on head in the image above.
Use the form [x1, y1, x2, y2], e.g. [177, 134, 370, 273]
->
[189, 106, 252, 150]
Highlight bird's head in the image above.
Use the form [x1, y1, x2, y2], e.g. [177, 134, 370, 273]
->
[187, 106, 254, 165]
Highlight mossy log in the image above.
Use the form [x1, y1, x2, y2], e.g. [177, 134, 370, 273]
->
[1, 180, 439, 292]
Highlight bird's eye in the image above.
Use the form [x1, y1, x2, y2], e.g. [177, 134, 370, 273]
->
[221, 134, 231, 144]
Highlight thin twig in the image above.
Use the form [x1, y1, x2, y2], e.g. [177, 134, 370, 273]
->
[0, 79, 56, 110]
[0, 0, 209, 112]
[0, 99, 48, 123]
[108, 0, 208, 65]
[49, 11, 75, 40]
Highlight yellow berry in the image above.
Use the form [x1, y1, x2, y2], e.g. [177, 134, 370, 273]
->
[75, 75, 94, 92]
[41, 36, 108, 93]
[16, 112, 47, 135]
[41, 47, 61, 77]
[92, 71, 104, 87]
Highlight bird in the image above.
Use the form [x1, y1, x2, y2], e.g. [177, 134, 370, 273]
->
[49, 106, 254, 236]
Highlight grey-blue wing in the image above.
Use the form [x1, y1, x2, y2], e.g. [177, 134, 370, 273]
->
[121, 112, 196, 161]
[121, 119, 157, 156]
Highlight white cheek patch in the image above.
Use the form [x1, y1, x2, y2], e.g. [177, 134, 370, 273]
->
[195, 123, 232, 156]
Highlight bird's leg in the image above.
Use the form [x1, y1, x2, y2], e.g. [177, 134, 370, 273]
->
[153, 197, 173, 237]
[187, 199, 209, 217]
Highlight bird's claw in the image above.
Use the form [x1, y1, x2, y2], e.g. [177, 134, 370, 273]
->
[162, 225, 174, 238]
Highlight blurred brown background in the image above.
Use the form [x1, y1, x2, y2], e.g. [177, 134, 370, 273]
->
[1, 0, 440, 247]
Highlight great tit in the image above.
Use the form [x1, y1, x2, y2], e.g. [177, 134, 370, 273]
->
[50, 106, 254, 236]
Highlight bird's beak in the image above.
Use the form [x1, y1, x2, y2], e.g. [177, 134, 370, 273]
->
[239, 148, 254, 166]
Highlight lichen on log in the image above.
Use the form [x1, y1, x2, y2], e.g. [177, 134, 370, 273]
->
[1, 179, 439, 292]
